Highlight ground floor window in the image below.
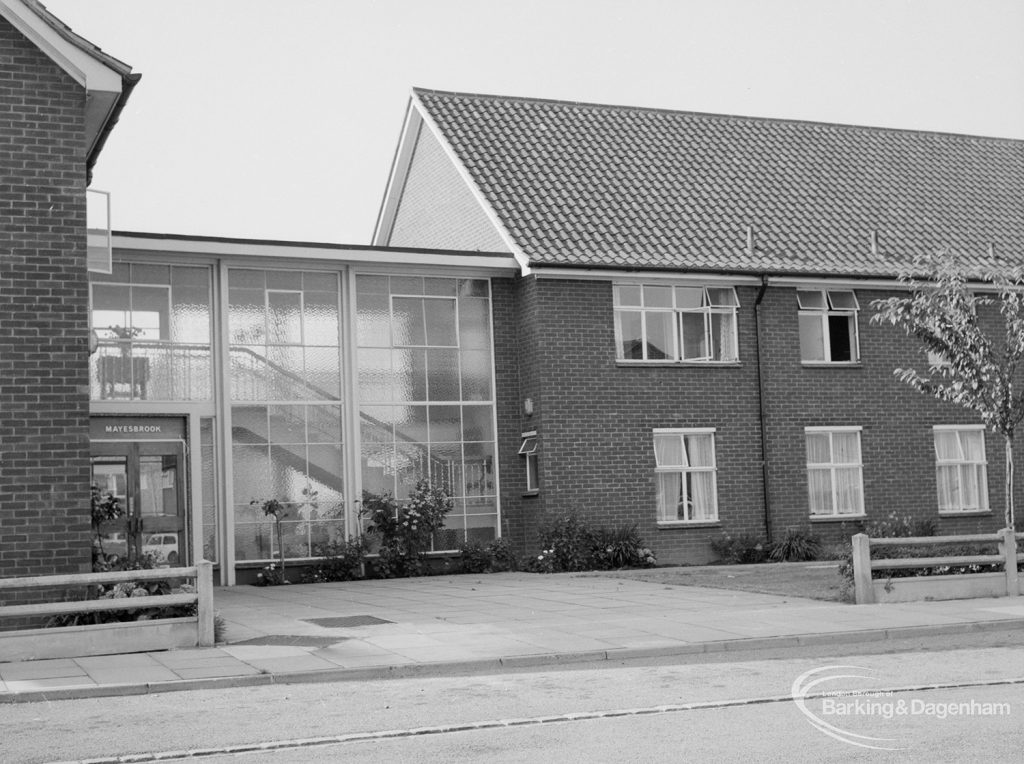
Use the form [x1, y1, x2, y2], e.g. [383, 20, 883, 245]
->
[653, 429, 718, 523]
[934, 425, 989, 513]
[806, 426, 864, 517]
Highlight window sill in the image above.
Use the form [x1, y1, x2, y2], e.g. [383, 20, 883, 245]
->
[938, 509, 992, 517]
[656, 520, 721, 529]
[616, 360, 741, 368]
[809, 514, 866, 523]
[801, 361, 862, 368]
[522, 490, 540, 498]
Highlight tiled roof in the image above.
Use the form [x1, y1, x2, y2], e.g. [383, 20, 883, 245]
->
[414, 88, 1024, 277]
[27, 0, 134, 76]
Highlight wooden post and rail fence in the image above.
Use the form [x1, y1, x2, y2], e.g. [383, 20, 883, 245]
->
[852, 528, 1023, 605]
[0, 561, 214, 662]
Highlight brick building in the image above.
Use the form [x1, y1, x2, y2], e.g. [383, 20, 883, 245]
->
[374, 89, 1024, 563]
[5, 0, 1024, 584]
[0, 0, 137, 582]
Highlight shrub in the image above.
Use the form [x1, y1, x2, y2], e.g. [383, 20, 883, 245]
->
[362, 481, 453, 578]
[254, 562, 287, 586]
[591, 524, 657, 570]
[487, 537, 518, 572]
[458, 538, 517, 574]
[768, 528, 821, 562]
[864, 512, 936, 539]
[529, 516, 656, 572]
[536, 514, 597, 572]
[213, 612, 227, 643]
[459, 541, 494, 573]
[47, 578, 197, 627]
[711, 533, 768, 564]
[301, 536, 368, 583]
[870, 542, 999, 578]
[815, 542, 850, 561]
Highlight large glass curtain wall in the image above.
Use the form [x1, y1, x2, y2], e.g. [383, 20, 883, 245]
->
[356, 275, 499, 548]
[228, 269, 346, 561]
[93, 263, 501, 568]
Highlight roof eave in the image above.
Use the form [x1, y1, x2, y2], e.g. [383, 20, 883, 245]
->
[0, 0, 139, 181]
[86, 71, 140, 183]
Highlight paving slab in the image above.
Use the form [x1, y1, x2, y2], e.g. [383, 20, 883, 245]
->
[3, 571, 1024, 702]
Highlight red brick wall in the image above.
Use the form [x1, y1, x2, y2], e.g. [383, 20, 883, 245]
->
[498, 277, 767, 563]
[760, 286, 1010, 546]
[497, 276, 1012, 564]
[0, 18, 92, 581]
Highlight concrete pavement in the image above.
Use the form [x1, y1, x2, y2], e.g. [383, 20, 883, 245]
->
[2, 570, 1023, 702]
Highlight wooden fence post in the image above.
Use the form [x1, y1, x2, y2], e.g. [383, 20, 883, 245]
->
[999, 528, 1019, 598]
[852, 533, 873, 605]
[197, 560, 215, 646]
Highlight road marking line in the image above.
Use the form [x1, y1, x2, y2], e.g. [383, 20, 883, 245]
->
[50, 675, 1024, 763]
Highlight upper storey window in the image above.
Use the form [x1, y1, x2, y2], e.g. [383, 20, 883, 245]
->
[90, 263, 212, 401]
[798, 289, 860, 363]
[614, 284, 739, 363]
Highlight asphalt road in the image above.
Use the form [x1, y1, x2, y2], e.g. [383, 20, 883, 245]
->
[190, 684, 1023, 763]
[4, 628, 1023, 763]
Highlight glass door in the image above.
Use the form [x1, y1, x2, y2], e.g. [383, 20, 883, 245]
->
[91, 440, 187, 566]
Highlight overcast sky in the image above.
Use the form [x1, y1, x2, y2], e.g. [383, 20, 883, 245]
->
[46, 0, 1024, 245]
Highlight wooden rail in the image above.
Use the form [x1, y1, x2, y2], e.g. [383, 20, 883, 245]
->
[852, 529, 1020, 605]
[0, 560, 214, 648]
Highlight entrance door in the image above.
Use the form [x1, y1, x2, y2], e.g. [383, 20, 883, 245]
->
[91, 440, 187, 566]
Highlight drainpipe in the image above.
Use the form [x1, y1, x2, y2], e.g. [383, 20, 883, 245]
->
[753, 274, 772, 543]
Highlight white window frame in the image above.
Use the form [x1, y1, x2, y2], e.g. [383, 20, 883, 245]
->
[91, 282, 172, 342]
[653, 428, 719, 524]
[805, 426, 865, 518]
[614, 285, 740, 363]
[797, 289, 860, 364]
[390, 294, 460, 349]
[519, 431, 539, 494]
[934, 425, 989, 514]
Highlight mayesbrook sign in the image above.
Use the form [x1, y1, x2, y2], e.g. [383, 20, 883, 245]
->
[89, 417, 186, 440]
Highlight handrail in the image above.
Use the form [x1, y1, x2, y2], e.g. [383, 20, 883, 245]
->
[0, 565, 197, 589]
[870, 554, 1002, 569]
[1, 594, 197, 619]
[870, 533, 1001, 547]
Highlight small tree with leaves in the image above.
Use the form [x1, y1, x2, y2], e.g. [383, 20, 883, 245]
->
[872, 250, 1024, 529]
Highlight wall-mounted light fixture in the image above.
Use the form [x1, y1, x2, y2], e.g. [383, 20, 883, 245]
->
[523, 397, 534, 416]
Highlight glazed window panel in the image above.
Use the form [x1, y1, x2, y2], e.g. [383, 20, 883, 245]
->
[806, 427, 864, 517]
[231, 403, 345, 561]
[798, 289, 860, 363]
[614, 284, 739, 362]
[356, 275, 498, 549]
[520, 432, 539, 493]
[653, 430, 719, 523]
[228, 269, 346, 562]
[90, 264, 213, 401]
[200, 418, 219, 564]
[227, 269, 343, 402]
[934, 426, 989, 513]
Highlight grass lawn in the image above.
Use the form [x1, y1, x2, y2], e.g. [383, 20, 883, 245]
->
[594, 561, 849, 602]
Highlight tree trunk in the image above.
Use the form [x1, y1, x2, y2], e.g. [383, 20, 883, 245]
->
[1006, 433, 1015, 530]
